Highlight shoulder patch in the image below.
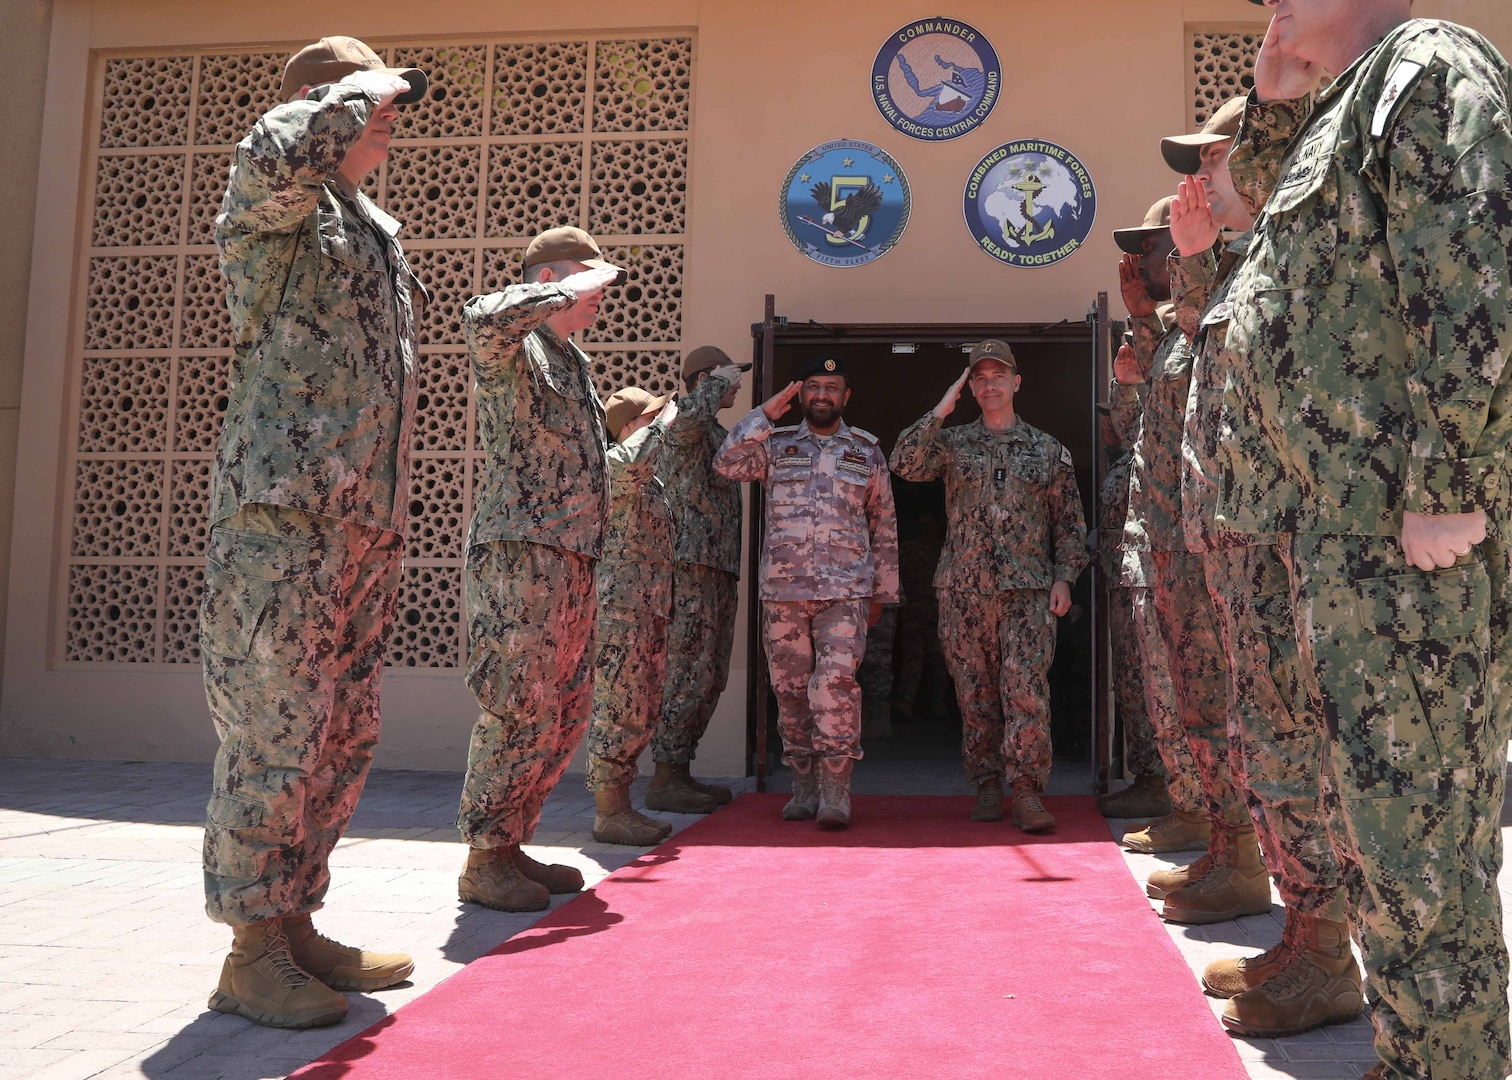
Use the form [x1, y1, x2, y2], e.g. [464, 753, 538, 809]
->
[848, 426, 879, 445]
[1373, 60, 1427, 138]
[1059, 445, 1074, 469]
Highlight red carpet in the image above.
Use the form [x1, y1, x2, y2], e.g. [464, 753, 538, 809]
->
[292, 795, 1248, 1080]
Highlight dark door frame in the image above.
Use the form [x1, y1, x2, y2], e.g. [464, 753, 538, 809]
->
[745, 296, 1118, 793]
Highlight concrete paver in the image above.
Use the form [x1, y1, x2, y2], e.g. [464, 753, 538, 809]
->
[0, 756, 1501, 1079]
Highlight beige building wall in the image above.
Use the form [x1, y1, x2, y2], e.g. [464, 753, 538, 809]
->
[3, 0, 1508, 771]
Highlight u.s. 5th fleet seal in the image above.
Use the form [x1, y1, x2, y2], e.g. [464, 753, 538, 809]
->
[964, 140, 1097, 268]
[780, 140, 911, 268]
[872, 18, 1000, 141]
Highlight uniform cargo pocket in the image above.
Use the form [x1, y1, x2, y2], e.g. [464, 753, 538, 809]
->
[1355, 562, 1490, 642]
[201, 527, 311, 661]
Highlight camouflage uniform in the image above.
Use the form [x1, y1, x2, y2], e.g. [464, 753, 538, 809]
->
[858, 600, 901, 738]
[456, 284, 609, 849]
[1119, 307, 1248, 831]
[202, 84, 420, 926]
[715, 412, 900, 763]
[1172, 236, 1346, 922]
[586, 420, 674, 791]
[1098, 450, 1164, 783]
[1222, 21, 1512, 1076]
[890, 414, 1088, 791]
[1109, 381, 1203, 817]
[653, 370, 742, 766]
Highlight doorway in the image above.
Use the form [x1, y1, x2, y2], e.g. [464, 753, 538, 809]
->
[744, 315, 1103, 788]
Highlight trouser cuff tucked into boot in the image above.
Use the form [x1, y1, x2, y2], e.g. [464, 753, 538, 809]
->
[1161, 827, 1271, 925]
[593, 783, 674, 846]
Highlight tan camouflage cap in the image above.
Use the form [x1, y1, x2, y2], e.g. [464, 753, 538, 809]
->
[280, 36, 428, 104]
[968, 339, 1017, 372]
[605, 386, 671, 441]
[525, 226, 628, 285]
[1161, 96, 1249, 175]
[1113, 196, 1176, 255]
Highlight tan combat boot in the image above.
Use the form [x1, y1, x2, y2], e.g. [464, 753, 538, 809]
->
[782, 757, 819, 821]
[511, 844, 587, 893]
[1359, 1066, 1387, 1079]
[1161, 826, 1271, 925]
[283, 913, 414, 992]
[208, 918, 348, 1029]
[458, 846, 550, 911]
[971, 778, 1005, 822]
[593, 783, 674, 846]
[815, 758, 853, 830]
[1221, 913, 1363, 1037]
[1146, 847, 1215, 901]
[1202, 907, 1299, 998]
[1096, 773, 1173, 819]
[644, 761, 719, 814]
[1123, 809, 1210, 854]
[686, 771, 733, 806]
[1010, 780, 1055, 833]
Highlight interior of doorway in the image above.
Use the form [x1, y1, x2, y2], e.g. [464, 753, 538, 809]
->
[750, 320, 1097, 779]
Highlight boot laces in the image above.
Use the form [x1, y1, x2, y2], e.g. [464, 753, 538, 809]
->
[1017, 791, 1045, 813]
[261, 926, 314, 988]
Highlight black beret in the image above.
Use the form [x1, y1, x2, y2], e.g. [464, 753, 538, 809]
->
[798, 355, 847, 380]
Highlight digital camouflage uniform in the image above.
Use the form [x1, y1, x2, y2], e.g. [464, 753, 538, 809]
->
[456, 284, 609, 849]
[1172, 235, 1346, 923]
[715, 412, 900, 763]
[202, 83, 420, 926]
[891, 414, 1088, 791]
[653, 370, 742, 766]
[1117, 307, 1248, 831]
[1221, 21, 1512, 1076]
[858, 600, 901, 738]
[1107, 384, 1202, 815]
[587, 419, 674, 791]
[1098, 447, 1164, 783]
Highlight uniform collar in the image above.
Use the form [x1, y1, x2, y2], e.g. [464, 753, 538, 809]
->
[331, 183, 403, 240]
[795, 419, 852, 443]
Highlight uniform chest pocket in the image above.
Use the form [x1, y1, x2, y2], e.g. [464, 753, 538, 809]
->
[1255, 139, 1340, 290]
[526, 344, 586, 434]
[951, 452, 990, 498]
[769, 459, 811, 504]
[318, 208, 388, 278]
[1007, 452, 1050, 487]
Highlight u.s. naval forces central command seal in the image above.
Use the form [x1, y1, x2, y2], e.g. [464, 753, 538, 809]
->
[780, 140, 912, 268]
[964, 139, 1097, 268]
[872, 18, 1001, 141]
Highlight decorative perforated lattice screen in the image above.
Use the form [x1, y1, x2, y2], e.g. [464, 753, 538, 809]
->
[1190, 30, 1260, 129]
[68, 36, 693, 667]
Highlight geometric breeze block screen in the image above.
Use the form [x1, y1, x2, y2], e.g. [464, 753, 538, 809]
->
[1190, 30, 1259, 129]
[69, 36, 693, 668]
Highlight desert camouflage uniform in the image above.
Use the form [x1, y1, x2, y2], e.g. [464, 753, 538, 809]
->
[1172, 236, 1346, 923]
[715, 412, 900, 763]
[1107, 383, 1202, 815]
[587, 419, 674, 790]
[890, 414, 1087, 791]
[1222, 21, 1512, 1076]
[653, 370, 742, 766]
[1120, 307, 1248, 831]
[202, 83, 420, 926]
[456, 284, 609, 849]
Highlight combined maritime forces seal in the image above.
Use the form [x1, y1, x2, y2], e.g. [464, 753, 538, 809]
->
[963, 139, 1097, 268]
[872, 18, 1001, 142]
[780, 140, 912, 268]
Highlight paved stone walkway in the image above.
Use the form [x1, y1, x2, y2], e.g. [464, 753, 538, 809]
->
[1, 757, 1503, 1079]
